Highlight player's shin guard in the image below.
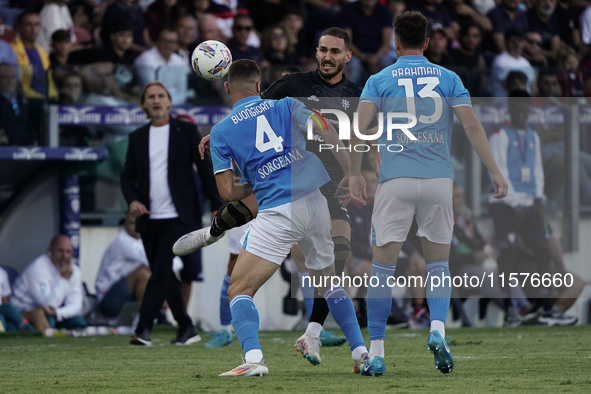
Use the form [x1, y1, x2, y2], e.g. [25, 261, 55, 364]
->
[230, 295, 260, 355]
[323, 286, 365, 352]
[211, 201, 253, 237]
[426, 260, 452, 325]
[333, 236, 350, 276]
[367, 260, 396, 340]
[298, 271, 315, 321]
[220, 274, 232, 326]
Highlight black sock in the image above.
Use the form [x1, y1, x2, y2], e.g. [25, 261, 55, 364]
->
[210, 200, 253, 236]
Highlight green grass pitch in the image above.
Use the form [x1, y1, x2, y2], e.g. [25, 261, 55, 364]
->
[1, 325, 590, 393]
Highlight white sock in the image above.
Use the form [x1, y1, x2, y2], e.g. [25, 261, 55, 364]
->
[222, 325, 232, 334]
[304, 322, 322, 337]
[352, 345, 369, 360]
[430, 320, 445, 337]
[369, 339, 385, 358]
[245, 349, 263, 363]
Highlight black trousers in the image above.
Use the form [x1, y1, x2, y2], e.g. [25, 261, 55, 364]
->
[136, 218, 193, 332]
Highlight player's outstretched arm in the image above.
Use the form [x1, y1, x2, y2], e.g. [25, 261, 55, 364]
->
[215, 170, 254, 202]
[348, 101, 378, 205]
[454, 105, 508, 199]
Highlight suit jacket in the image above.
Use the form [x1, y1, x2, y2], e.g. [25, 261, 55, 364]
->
[0, 93, 36, 146]
[120, 117, 223, 233]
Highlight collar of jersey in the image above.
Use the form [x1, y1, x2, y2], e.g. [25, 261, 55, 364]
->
[232, 95, 262, 111]
[397, 55, 427, 62]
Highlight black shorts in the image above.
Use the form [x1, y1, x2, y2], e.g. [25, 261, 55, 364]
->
[320, 180, 351, 224]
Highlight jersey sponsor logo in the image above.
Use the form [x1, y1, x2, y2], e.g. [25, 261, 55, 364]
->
[257, 149, 304, 179]
[341, 99, 350, 110]
[307, 95, 320, 102]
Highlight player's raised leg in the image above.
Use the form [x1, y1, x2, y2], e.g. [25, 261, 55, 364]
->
[173, 194, 257, 256]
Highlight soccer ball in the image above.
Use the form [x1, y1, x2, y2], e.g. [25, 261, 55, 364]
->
[191, 40, 232, 81]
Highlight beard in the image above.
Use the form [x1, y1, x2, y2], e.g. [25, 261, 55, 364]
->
[316, 58, 345, 80]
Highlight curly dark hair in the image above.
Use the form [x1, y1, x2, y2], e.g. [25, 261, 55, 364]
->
[394, 11, 428, 50]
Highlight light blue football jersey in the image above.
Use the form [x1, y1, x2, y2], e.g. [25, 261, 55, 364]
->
[360, 55, 471, 183]
[210, 96, 330, 210]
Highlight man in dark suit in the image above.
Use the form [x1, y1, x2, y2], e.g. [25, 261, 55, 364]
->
[121, 80, 222, 346]
[0, 62, 35, 146]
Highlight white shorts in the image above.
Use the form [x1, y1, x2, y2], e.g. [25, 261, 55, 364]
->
[372, 177, 453, 246]
[229, 225, 248, 255]
[242, 189, 334, 269]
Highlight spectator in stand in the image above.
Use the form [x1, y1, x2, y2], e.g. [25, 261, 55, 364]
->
[58, 72, 91, 146]
[487, 0, 529, 53]
[145, 0, 185, 44]
[523, 31, 549, 68]
[409, 0, 454, 39]
[226, 15, 268, 66]
[186, 0, 209, 22]
[175, 15, 198, 64]
[555, 0, 581, 52]
[280, 7, 308, 59]
[527, 0, 561, 60]
[102, 0, 150, 53]
[505, 70, 528, 92]
[338, 0, 393, 84]
[556, 46, 585, 97]
[70, 20, 138, 66]
[208, 0, 260, 48]
[11, 235, 86, 333]
[197, 13, 223, 43]
[0, 14, 17, 43]
[0, 38, 18, 70]
[445, 0, 492, 37]
[489, 29, 536, 97]
[95, 214, 151, 318]
[304, 0, 342, 42]
[260, 25, 300, 66]
[383, 0, 407, 64]
[69, 5, 93, 47]
[425, 23, 455, 66]
[49, 30, 72, 68]
[451, 23, 486, 68]
[60, 73, 84, 105]
[0, 63, 36, 146]
[10, 10, 58, 99]
[134, 28, 188, 105]
[0, 266, 35, 332]
[37, 0, 77, 53]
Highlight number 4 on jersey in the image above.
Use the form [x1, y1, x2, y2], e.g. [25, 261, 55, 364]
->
[255, 115, 284, 153]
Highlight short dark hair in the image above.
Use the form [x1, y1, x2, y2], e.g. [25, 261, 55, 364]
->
[394, 11, 428, 50]
[110, 19, 133, 35]
[17, 10, 38, 27]
[51, 29, 71, 44]
[228, 59, 261, 85]
[233, 14, 252, 26]
[319, 27, 350, 50]
[506, 71, 527, 87]
[460, 23, 481, 38]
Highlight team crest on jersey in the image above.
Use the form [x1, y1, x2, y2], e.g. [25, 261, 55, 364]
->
[341, 99, 350, 110]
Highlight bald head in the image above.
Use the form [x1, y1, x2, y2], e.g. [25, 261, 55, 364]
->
[48, 235, 73, 270]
